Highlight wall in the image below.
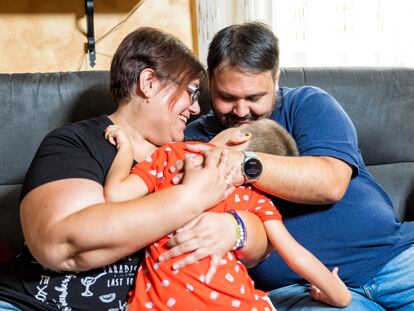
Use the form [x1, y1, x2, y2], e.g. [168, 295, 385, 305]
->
[0, 0, 196, 73]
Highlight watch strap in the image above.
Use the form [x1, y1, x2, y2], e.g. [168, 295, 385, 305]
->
[243, 151, 257, 159]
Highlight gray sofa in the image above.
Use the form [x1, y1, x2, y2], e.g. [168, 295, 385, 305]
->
[1, 68, 414, 262]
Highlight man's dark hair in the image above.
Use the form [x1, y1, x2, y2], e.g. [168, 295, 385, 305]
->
[243, 119, 298, 156]
[207, 22, 279, 79]
[110, 27, 205, 105]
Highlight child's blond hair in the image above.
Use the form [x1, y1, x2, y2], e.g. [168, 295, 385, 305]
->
[242, 119, 298, 156]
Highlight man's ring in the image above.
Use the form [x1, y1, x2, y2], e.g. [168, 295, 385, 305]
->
[225, 178, 230, 186]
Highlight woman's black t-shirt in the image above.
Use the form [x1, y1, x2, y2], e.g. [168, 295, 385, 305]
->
[0, 116, 142, 311]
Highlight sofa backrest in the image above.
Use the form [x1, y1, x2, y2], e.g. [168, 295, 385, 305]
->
[1, 68, 413, 255]
[0, 71, 115, 254]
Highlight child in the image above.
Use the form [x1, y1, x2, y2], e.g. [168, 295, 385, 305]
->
[104, 119, 351, 310]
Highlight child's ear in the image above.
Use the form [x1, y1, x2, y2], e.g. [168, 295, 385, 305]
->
[227, 132, 252, 146]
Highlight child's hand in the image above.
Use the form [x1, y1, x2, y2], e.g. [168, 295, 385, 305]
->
[104, 125, 132, 150]
[310, 267, 351, 308]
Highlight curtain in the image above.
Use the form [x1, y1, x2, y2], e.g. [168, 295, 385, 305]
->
[195, 0, 258, 65]
[271, 0, 414, 67]
[196, 0, 414, 67]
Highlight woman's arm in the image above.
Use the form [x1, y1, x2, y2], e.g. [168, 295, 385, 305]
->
[158, 210, 268, 280]
[264, 220, 351, 308]
[21, 150, 233, 272]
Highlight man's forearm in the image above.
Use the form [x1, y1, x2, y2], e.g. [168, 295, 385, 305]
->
[254, 153, 352, 204]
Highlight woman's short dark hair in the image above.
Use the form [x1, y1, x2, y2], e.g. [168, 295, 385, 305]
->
[110, 27, 205, 105]
[207, 22, 279, 79]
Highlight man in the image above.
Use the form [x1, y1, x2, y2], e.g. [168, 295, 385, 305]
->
[185, 22, 414, 310]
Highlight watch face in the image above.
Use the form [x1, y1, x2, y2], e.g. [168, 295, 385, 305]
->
[244, 158, 263, 179]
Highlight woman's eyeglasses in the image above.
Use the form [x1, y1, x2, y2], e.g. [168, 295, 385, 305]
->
[187, 84, 201, 104]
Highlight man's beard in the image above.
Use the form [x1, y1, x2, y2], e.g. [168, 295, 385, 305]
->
[217, 109, 274, 128]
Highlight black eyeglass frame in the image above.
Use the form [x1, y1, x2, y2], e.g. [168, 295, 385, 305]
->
[187, 84, 201, 104]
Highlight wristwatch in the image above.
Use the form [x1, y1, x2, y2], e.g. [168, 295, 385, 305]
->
[241, 151, 263, 183]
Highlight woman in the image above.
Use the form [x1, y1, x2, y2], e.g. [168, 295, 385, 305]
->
[0, 27, 267, 310]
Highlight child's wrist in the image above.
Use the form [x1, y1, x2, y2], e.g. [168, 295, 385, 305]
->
[227, 211, 247, 250]
[117, 142, 133, 151]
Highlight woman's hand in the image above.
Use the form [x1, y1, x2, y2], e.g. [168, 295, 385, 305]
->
[158, 212, 237, 283]
[179, 148, 237, 212]
[170, 144, 245, 186]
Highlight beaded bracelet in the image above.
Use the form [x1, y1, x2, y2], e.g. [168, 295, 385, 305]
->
[227, 211, 247, 250]
[227, 212, 241, 249]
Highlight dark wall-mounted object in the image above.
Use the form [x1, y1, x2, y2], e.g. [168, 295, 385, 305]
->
[85, 0, 96, 67]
